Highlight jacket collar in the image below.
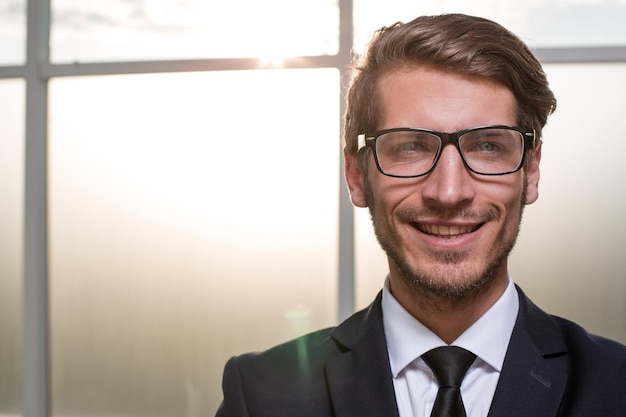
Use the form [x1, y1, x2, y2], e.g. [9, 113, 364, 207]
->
[487, 286, 569, 417]
[325, 292, 400, 417]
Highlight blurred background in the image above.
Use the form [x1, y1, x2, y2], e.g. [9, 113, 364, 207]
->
[1, 0, 625, 416]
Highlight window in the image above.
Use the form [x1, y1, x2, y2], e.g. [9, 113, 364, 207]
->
[48, 70, 339, 414]
[50, 0, 339, 63]
[0, 79, 24, 415]
[353, 0, 626, 53]
[0, 1, 26, 65]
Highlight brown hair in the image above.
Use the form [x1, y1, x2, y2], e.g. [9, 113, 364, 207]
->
[343, 14, 557, 160]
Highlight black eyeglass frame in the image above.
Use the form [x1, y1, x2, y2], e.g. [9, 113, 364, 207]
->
[357, 125, 536, 178]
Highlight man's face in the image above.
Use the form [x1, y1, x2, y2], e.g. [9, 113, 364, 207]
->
[345, 67, 541, 300]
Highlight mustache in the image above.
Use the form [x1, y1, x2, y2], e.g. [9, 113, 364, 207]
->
[395, 207, 500, 223]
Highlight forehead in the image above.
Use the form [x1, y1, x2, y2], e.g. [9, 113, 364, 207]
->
[376, 67, 518, 131]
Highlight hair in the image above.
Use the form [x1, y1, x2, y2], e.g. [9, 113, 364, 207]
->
[343, 13, 557, 163]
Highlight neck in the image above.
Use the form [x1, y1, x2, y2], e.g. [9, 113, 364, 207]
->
[388, 271, 508, 344]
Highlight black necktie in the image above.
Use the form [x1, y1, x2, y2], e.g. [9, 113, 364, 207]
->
[422, 346, 476, 417]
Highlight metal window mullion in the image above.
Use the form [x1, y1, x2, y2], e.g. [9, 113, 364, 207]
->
[23, 0, 50, 416]
[337, 0, 355, 323]
[39, 55, 347, 78]
[0, 66, 25, 79]
[534, 46, 626, 63]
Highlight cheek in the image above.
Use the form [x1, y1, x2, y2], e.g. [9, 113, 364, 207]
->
[368, 176, 422, 215]
[479, 177, 527, 223]
[501, 182, 527, 227]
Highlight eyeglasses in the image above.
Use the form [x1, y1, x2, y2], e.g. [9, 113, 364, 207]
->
[357, 125, 535, 178]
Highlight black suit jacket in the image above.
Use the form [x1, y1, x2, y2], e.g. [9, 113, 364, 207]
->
[216, 287, 626, 416]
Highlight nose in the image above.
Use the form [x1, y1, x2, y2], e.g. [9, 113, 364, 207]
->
[421, 145, 475, 208]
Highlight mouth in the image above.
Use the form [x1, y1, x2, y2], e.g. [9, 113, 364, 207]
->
[414, 223, 481, 237]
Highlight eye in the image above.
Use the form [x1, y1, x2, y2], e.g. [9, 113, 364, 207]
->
[380, 132, 438, 158]
[476, 141, 501, 153]
[396, 140, 421, 152]
[461, 129, 516, 156]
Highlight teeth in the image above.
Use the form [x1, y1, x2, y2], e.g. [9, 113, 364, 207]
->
[418, 224, 476, 236]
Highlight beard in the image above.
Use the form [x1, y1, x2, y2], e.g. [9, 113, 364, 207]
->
[364, 174, 527, 302]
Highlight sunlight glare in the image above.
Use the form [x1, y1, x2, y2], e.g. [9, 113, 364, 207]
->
[49, 68, 339, 249]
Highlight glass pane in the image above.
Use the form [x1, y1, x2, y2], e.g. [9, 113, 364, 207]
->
[49, 69, 339, 415]
[0, 79, 24, 414]
[354, 0, 626, 53]
[51, 0, 339, 63]
[0, 0, 26, 65]
[355, 64, 626, 345]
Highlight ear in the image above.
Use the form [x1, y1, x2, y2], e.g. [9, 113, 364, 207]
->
[344, 148, 368, 208]
[524, 140, 542, 205]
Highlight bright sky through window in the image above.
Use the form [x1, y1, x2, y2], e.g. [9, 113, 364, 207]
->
[48, 0, 339, 63]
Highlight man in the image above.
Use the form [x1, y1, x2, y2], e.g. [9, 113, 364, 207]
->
[216, 14, 626, 417]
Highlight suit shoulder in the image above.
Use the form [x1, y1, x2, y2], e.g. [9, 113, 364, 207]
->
[219, 327, 341, 417]
[237, 326, 339, 371]
[548, 313, 626, 404]
[518, 286, 626, 362]
[545, 316, 626, 413]
[552, 315, 626, 360]
[228, 326, 346, 395]
[217, 299, 384, 416]
[235, 299, 379, 373]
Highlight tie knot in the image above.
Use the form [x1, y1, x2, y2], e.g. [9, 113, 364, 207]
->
[422, 346, 476, 388]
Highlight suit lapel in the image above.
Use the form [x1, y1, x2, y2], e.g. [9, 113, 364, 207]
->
[323, 288, 570, 417]
[487, 287, 569, 417]
[325, 293, 400, 417]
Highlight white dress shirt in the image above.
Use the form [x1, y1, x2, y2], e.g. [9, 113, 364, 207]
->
[381, 275, 519, 417]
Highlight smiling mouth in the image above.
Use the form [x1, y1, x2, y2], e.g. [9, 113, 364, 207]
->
[415, 223, 481, 237]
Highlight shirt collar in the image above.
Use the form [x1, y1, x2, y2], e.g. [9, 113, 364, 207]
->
[382, 274, 519, 377]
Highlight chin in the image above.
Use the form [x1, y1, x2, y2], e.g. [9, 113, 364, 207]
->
[394, 255, 506, 300]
